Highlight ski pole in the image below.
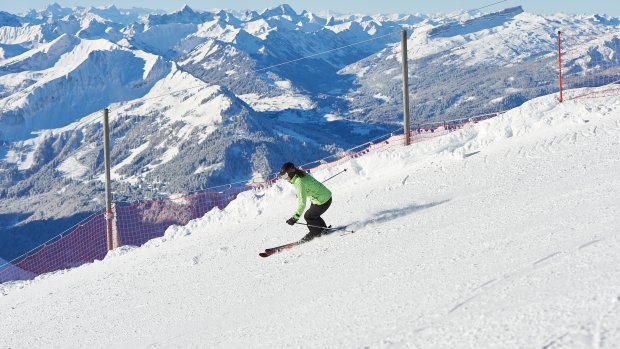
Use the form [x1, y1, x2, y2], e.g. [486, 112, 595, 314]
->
[295, 222, 355, 234]
[321, 168, 347, 183]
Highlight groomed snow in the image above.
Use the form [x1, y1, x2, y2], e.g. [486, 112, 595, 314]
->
[1, 88, 620, 348]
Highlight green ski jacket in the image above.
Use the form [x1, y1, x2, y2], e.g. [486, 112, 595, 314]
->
[291, 174, 332, 219]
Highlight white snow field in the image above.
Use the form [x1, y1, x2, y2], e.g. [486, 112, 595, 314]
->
[2, 88, 620, 348]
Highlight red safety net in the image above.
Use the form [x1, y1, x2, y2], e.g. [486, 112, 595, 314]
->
[115, 185, 253, 247]
[560, 31, 620, 100]
[0, 186, 261, 284]
[0, 213, 107, 283]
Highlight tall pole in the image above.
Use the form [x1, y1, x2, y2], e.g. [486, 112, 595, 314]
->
[401, 30, 411, 145]
[103, 108, 114, 251]
[557, 31, 563, 103]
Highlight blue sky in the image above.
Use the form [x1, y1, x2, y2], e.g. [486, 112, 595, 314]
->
[2, 0, 620, 16]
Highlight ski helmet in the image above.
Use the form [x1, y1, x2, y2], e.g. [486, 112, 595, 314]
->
[279, 162, 296, 177]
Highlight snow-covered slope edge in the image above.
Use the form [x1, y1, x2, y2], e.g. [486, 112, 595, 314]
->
[1, 87, 619, 347]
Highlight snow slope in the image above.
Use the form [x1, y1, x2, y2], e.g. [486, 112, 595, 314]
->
[1, 88, 620, 347]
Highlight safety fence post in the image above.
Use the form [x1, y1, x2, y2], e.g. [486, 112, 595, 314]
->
[102, 108, 116, 251]
[557, 31, 563, 103]
[401, 30, 411, 145]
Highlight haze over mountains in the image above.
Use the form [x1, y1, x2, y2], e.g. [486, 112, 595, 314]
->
[0, 3, 618, 260]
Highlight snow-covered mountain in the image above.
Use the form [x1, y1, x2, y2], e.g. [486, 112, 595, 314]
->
[344, 7, 620, 123]
[1, 86, 618, 347]
[0, 3, 618, 262]
[0, 34, 169, 141]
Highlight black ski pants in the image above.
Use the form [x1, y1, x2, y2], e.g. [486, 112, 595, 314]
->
[304, 197, 332, 236]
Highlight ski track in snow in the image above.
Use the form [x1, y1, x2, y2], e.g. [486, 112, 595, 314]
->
[1, 91, 620, 347]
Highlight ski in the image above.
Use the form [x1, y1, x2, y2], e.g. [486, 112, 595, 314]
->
[259, 225, 351, 258]
[259, 240, 308, 258]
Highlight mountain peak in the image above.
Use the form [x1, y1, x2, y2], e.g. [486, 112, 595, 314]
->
[39, 2, 73, 19]
[260, 4, 298, 18]
[47, 2, 63, 10]
[180, 5, 195, 14]
[93, 4, 118, 11]
[144, 4, 211, 26]
[87, 4, 121, 16]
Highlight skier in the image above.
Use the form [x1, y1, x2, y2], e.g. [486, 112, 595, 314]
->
[279, 162, 332, 242]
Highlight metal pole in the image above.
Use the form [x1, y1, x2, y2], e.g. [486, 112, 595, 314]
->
[103, 108, 114, 251]
[557, 31, 563, 103]
[401, 30, 411, 145]
[321, 168, 347, 183]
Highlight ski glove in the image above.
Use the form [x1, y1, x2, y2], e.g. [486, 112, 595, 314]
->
[286, 217, 298, 225]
